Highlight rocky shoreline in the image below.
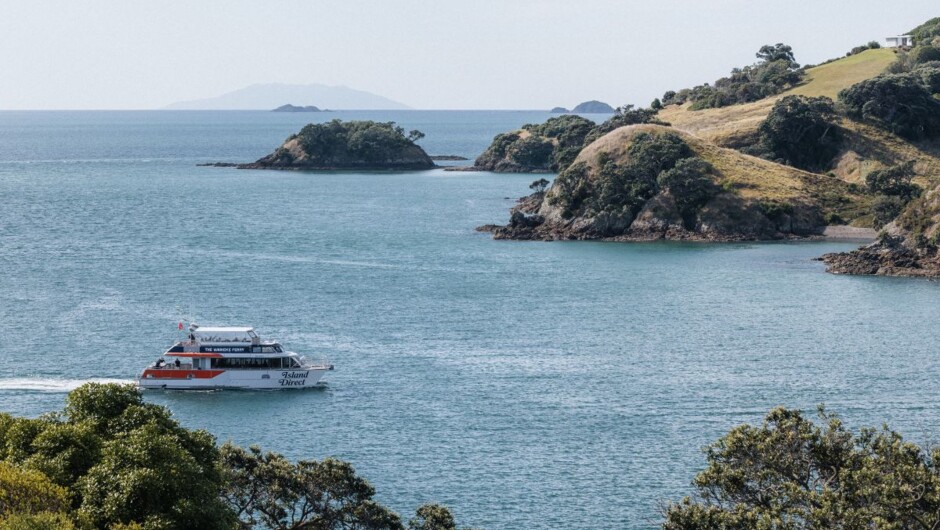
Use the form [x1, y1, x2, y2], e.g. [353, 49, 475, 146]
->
[819, 235, 940, 277]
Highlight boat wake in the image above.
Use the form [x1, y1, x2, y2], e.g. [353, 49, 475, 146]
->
[0, 378, 136, 392]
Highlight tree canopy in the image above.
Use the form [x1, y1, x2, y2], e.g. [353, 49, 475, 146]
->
[662, 44, 804, 110]
[0, 384, 469, 530]
[749, 95, 842, 171]
[838, 72, 940, 141]
[663, 406, 940, 529]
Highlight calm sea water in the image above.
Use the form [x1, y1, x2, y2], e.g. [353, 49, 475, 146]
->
[1, 110, 939, 529]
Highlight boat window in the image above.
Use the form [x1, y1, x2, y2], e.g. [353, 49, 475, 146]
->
[262, 346, 275, 353]
[275, 345, 283, 353]
[248, 330, 258, 338]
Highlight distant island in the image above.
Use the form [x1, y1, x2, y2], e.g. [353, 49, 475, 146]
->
[164, 83, 410, 110]
[570, 100, 615, 113]
[549, 101, 615, 113]
[272, 104, 324, 112]
[237, 119, 435, 171]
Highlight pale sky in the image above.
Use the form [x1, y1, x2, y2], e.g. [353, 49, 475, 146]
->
[0, 0, 936, 110]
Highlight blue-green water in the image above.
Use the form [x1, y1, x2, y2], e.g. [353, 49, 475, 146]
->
[1, 110, 939, 529]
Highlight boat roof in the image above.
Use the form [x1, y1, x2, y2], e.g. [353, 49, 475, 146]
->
[193, 326, 254, 333]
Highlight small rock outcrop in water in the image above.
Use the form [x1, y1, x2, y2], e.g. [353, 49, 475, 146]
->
[571, 100, 615, 113]
[480, 124, 863, 242]
[272, 104, 323, 112]
[550, 106, 569, 113]
[820, 182, 940, 277]
[238, 119, 435, 170]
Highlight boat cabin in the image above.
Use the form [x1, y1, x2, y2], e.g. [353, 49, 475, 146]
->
[165, 326, 286, 354]
[149, 353, 304, 371]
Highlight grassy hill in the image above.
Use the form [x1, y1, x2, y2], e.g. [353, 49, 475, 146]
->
[483, 124, 867, 241]
[658, 49, 894, 145]
[658, 48, 940, 183]
[789, 48, 897, 98]
[569, 124, 865, 217]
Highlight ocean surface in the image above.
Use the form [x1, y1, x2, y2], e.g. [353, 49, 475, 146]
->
[1, 110, 939, 529]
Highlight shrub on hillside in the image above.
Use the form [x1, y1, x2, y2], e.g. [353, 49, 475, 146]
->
[662, 44, 804, 110]
[872, 195, 907, 229]
[524, 115, 595, 171]
[656, 158, 718, 228]
[865, 161, 921, 199]
[865, 161, 921, 228]
[551, 132, 702, 222]
[919, 65, 940, 93]
[847, 41, 881, 56]
[507, 136, 554, 169]
[910, 45, 940, 65]
[748, 95, 842, 171]
[910, 17, 940, 42]
[838, 72, 940, 140]
[476, 115, 595, 172]
[583, 105, 666, 145]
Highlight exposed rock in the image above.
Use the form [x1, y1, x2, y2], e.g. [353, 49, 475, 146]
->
[196, 162, 238, 167]
[429, 155, 469, 161]
[550, 107, 569, 113]
[819, 181, 940, 277]
[820, 235, 940, 276]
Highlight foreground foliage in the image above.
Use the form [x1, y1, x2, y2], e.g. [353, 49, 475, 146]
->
[0, 384, 468, 530]
[663, 407, 940, 529]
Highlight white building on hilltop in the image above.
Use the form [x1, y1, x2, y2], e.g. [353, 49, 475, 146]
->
[886, 35, 914, 47]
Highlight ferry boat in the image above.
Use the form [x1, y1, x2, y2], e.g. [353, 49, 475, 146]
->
[138, 325, 333, 390]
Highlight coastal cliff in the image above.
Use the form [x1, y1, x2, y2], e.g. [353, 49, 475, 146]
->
[239, 119, 435, 170]
[480, 125, 862, 242]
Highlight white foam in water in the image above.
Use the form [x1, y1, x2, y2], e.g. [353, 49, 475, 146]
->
[0, 378, 136, 392]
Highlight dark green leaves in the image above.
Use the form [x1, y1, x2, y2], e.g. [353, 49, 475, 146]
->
[663, 407, 940, 529]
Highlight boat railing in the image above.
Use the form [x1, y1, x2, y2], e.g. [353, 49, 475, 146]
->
[300, 356, 334, 370]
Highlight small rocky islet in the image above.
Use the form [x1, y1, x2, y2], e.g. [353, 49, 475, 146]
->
[235, 119, 435, 170]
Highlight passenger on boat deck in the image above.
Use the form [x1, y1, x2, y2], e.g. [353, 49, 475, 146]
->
[174, 359, 181, 368]
[155, 358, 165, 368]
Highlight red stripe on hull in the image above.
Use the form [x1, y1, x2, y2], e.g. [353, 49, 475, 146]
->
[141, 369, 224, 379]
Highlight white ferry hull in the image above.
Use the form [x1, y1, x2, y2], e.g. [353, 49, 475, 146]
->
[138, 367, 329, 390]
